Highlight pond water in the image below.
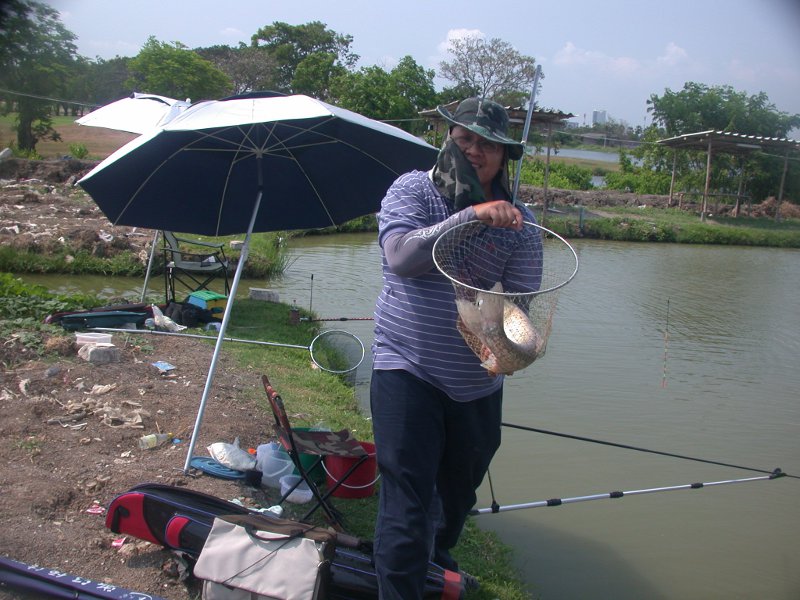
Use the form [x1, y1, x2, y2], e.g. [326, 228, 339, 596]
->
[20, 236, 800, 599]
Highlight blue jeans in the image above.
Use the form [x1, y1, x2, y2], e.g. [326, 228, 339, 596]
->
[370, 369, 503, 600]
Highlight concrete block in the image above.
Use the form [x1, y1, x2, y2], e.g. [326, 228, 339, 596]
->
[249, 288, 279, 303]
[78, 343, 121, 364]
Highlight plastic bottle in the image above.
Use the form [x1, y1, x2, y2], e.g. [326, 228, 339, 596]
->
[138, 432, 173, 450]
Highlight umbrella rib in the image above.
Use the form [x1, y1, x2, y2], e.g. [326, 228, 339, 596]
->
[111, 114, 413, 227]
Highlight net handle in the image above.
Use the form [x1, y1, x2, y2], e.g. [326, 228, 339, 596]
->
[432, 219, 579, 297]
[308, 329, 365, 374]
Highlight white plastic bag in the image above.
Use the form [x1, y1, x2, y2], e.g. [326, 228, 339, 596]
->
[207, 437, 256, 471]
[151, 304, 186, 332]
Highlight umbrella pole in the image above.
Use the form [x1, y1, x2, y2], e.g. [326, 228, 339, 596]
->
[182, 190, 263, 473]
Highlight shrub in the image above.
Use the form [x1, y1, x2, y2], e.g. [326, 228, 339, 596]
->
[69, 143, 89, 159]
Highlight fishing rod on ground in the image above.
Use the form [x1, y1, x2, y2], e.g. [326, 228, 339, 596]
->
[471, 421, 796, 515]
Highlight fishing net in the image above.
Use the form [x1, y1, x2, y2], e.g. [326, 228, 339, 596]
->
[432, 220, 578, 372]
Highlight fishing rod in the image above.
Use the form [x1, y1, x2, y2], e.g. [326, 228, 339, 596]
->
[300, 316, 374, 322]
[511, 64, 543, 205]
[470, 470, 785, 516]
[500, 422, 800, 479]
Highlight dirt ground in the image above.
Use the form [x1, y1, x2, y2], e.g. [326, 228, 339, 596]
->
[0, 158, 312, 599]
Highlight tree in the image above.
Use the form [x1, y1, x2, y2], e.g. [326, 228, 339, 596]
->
[330, 56, 436, 134]
[126, 37, 232, 102]
[251, 21, 358, 94]
[438, 35, 537, 103]
[82, 56, 134, 106]
[292, 52, 345, 100]
[195, 44, 279, 95]
[0, 0, 78, 153]
[647, 82, 800, 138]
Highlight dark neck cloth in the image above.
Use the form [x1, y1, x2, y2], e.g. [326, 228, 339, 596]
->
[430, 137, 512, 211]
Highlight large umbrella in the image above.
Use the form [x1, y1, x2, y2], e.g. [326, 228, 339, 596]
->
[78, 92, 438, 472]
[76, 92, 191, 135]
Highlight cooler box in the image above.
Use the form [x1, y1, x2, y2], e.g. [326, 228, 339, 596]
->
[186, 291, 227, 316]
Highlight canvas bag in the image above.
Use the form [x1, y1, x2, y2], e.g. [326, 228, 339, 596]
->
[193, 514, 334, 600]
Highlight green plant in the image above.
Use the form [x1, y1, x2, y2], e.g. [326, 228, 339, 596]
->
[519, 158, 594, 190]
[69, 142, 89, 159]
[9, 143, 43, 160]
[16, 436, 42, 457]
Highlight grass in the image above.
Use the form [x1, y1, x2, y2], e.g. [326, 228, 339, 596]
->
[536, 203, 800, 247]
[0, 114, 137, 160]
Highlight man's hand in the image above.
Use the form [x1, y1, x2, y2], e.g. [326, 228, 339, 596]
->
[473, 200, 523, 231]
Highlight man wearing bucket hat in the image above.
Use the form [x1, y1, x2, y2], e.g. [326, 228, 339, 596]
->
[370, 97, 540, 599]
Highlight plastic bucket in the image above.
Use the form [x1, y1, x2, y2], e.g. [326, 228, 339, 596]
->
[256, 442, 294, 489]
[324, 441, 378, 499]
[279, 474, 313, 504]
[291, 428, 325, 484]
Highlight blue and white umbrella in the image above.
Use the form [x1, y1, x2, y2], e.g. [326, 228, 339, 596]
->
[78, 92, 438, 472]
[79, 92, 436, 235]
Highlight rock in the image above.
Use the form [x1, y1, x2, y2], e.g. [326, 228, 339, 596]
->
[77, 343, 121, 364]
[0, 148, 12, 162]
[249, 288, 279, 302]
[45, 365, 62, 378]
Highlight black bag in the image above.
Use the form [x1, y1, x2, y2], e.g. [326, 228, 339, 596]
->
[105, 483, 465, 599]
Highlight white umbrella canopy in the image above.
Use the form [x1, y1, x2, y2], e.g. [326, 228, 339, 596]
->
[78, 92, 439, 472]
[76, 92, 191, 135]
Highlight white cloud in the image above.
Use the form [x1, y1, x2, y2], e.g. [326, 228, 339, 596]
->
[656, 42, 689, 67]
[553, 42, 640, 75]
[437, 28, 485, 55]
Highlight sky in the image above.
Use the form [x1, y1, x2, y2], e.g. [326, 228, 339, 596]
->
[47, 0, 800, 131]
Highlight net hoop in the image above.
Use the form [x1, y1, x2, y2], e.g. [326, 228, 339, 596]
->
[308, 329, 365, 374]
[432, 220, 579, 298]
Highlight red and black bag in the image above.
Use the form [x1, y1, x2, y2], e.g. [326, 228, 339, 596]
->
[106, 483, 465, 599]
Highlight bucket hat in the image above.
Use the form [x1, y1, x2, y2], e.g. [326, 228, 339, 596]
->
[437, 97, 524, 160]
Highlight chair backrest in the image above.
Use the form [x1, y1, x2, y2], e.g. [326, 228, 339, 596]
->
[261, 375, 367, 459]
[162, 231, 181, 251]
[262, 375, 294, 450]
[163, 231, 226, 271]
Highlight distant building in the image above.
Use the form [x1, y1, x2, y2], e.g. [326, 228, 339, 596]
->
[592, 110, 607, 126]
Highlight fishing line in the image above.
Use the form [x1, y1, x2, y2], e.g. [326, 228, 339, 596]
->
[501, 422, 799, 479]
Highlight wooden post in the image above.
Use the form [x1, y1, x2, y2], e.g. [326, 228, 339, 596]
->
[733, 159, 745, 218]
[701, 141, 712, 222]
[775, 148, 789, 222]
[668, 150, 677, 207]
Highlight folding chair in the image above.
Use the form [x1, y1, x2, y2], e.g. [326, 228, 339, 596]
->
[162, 231, 230, 302]
[261, 374, 370, 530]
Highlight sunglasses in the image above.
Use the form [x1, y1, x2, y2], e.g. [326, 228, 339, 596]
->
[451, 134, 502, 154]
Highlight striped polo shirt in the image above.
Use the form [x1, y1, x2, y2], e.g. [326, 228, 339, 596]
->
[372, 170, 539, 402]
